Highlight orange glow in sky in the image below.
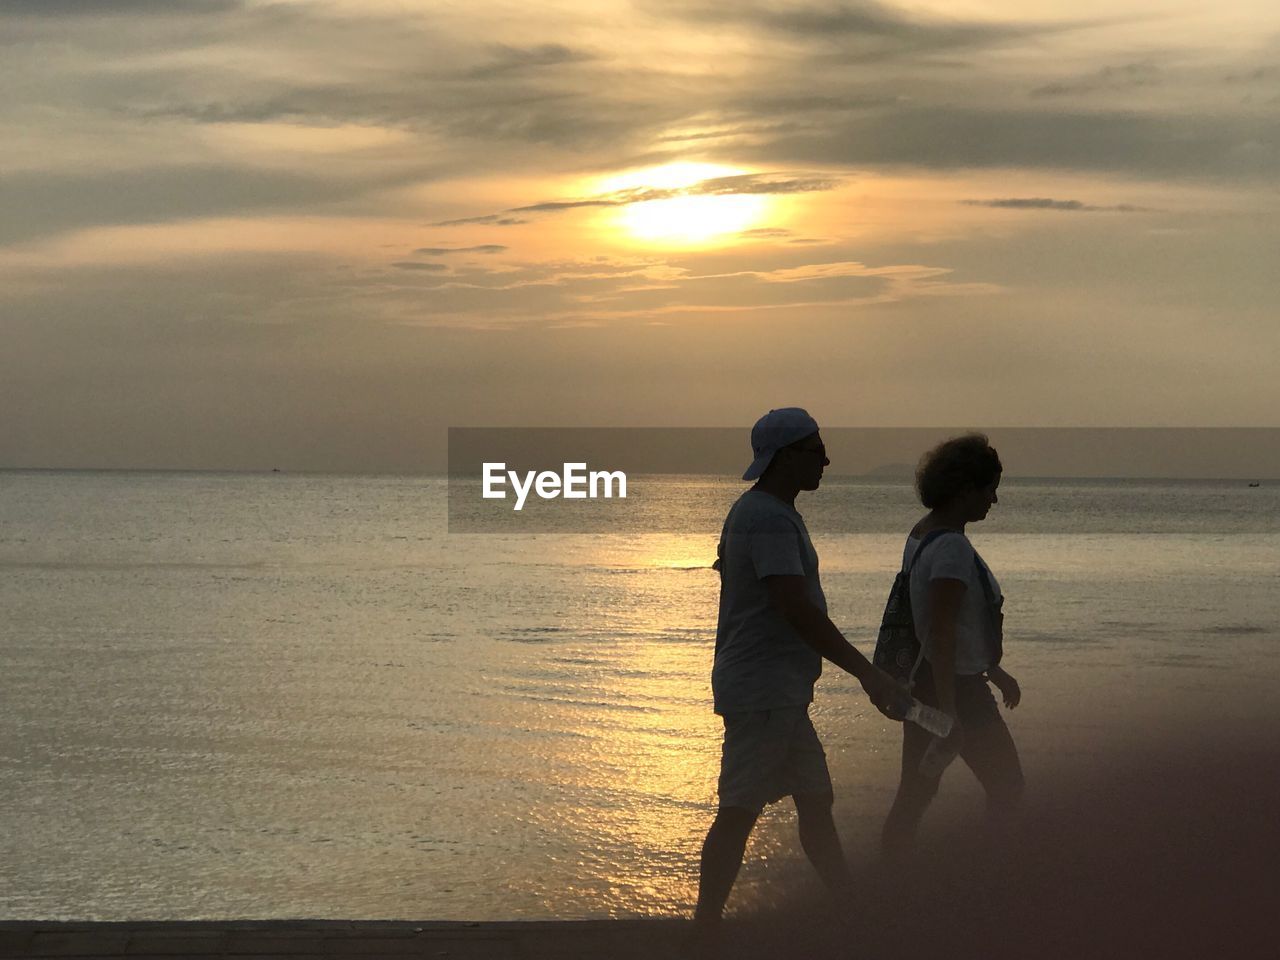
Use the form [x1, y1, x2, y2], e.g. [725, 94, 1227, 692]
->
[594, 163, 772, 247]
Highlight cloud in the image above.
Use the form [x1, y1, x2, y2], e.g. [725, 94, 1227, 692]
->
[0, 0, 241, 14]
[9, 2, 642, 157]
[411, 245, 508, 256]
[724, 94, 903, 116]
[507, 173, 840, 216]
[10, 0, 1276, 197]
[0, 164, 419, 246]
[432, 215, 528, 227]
[509, 198, 620, 213]
[1224, 67, 1271, 84]
[963, 198, 1152, 212]
[693, 173, 839, 196]
[735, 106, 1280, 180]
[1031, 62, 1162, 98]
[463, 43, 595, 79]
[645, 0, 1039, 60]
[129, 78, 647, 156]
[391, 262, 448, 271]
[309, 250, 996, 329]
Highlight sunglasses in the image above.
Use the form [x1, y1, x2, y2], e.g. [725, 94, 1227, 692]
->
[790, 443, 827, 458]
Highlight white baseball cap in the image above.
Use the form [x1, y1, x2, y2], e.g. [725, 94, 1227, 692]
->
[742, 407, 820, 481]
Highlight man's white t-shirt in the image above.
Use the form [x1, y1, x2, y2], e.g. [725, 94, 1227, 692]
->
[712, 490, 824, 715]
[904, 532, 1002, 676]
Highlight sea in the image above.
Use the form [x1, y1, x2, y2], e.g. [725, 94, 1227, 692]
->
[2, 471, 1278, 921]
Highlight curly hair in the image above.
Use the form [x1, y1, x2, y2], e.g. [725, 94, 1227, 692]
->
[915, 433, 1002, 509]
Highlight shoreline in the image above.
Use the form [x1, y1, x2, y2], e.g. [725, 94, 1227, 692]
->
[0, 919, 688, 959]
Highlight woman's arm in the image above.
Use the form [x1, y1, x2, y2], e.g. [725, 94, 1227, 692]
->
[924, 577, 966, 718]
[986, 664, 1021, 708]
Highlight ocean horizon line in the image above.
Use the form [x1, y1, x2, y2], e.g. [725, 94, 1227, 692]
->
[1, 466, 1275, 483]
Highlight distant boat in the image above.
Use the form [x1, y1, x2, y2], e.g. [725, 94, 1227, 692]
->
[1248, 481, 1260, 487]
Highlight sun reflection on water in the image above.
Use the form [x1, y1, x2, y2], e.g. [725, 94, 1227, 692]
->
[494, 533, 725, 914]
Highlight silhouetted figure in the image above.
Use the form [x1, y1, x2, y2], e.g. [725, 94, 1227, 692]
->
[689, 408, 911, 957]
[881, 433, 1024, 856]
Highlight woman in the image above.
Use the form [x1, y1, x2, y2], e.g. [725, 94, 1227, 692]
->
[881, 433, 1024, 856]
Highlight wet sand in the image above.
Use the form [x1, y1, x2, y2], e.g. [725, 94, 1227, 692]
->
[729, 710, 1280, 960]
[0, 919, 685, 959]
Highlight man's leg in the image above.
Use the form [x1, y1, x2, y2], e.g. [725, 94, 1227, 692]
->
[697, 711, 771, 927]
[794, 790, 852, 891]
[693, 805, 759, 925]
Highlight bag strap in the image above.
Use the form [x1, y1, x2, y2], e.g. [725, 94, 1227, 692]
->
[904, 527, 952, 574]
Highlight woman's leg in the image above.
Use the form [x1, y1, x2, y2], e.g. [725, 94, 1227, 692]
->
[881, 669, 945, 857]
[955, 676, 1024, 828]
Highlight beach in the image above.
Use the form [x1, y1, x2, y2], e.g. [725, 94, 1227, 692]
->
[0, 919, 685, 959]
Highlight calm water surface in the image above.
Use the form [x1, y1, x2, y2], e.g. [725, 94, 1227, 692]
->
[2, 471, 1277, 919]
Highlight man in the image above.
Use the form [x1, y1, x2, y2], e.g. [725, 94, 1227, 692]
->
[691, 408, 911, 952]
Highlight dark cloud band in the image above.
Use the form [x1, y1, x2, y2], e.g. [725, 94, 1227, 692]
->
[963, 198, 1151, 212]
[0, 0, 242, 15]
[507, 173, 840, 216]
[412, 245, 508, 255]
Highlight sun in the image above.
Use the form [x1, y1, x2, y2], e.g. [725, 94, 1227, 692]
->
[594, 162, 771, 247]
[620, 194, 767, 245]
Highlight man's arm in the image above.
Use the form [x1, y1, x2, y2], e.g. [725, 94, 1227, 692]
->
[763, 575, 911, 719]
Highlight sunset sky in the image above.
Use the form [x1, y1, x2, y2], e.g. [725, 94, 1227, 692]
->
[3, 1, 1278, 471]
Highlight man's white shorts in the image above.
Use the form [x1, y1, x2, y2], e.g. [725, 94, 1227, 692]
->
[717, 706, 833, 814]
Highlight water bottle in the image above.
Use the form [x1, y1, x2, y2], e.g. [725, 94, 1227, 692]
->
[905, 699, 954, 738]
